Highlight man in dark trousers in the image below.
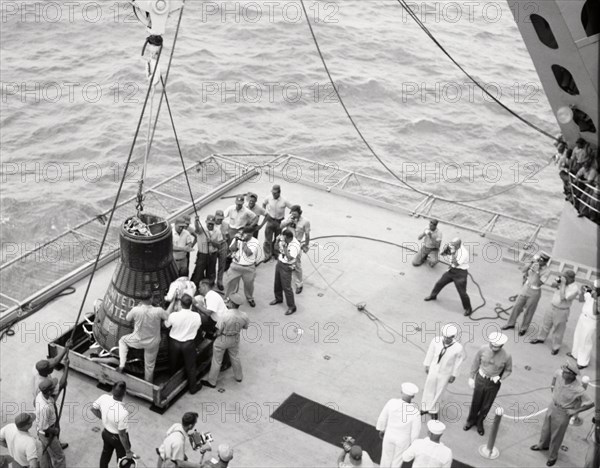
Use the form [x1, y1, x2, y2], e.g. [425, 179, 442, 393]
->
[270, 229, 301, 315]
[191, 215, 223, 288]
[165, 293, 202, 394]
[464, 332, 512, 436]
[530, 361, 594, 467]
[35, 378, 66, 468]
[91, 381, 134, 468]
[260, 184, 292, 260]
[424, 237, 472, 316]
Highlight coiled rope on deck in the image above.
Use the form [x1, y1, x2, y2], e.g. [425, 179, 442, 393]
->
[306, 234, 553, 402]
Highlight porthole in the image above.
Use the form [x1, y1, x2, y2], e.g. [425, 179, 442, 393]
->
[531, 14, 558, 49]
[551, 65, 580, 95]
[581, 0, 600, 37]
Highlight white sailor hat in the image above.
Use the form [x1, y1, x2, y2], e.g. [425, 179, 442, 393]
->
[487, 332, 508, 346]
[401, 382, 419, 396]
[594, 279, 599, 288]
[442, 324, 458, 337]
[228, 292, 245, 306]
[427, 420, 446, 435]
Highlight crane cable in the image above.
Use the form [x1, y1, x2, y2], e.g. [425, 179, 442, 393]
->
[50, 1, 188, 445]
[137, 1, 187, 214]
[160, 75, 208, 238]
[298, 0, 556, 205]
[396, 0, 559, 143]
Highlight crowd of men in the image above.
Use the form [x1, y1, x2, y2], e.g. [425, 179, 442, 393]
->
[553, 136, 599, 222]
[1, 181, 598, 468]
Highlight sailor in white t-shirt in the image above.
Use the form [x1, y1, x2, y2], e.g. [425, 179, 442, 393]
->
[402, 420, 452, 468]
[91, 381, 134, 468]
[165, 294, 202, 394]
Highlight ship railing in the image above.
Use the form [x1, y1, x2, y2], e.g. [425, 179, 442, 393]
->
[0, 153, 546, 330]
[567, 172, 600, 223]
[0, 154, 271, 330]
[265, 155, 545, 252]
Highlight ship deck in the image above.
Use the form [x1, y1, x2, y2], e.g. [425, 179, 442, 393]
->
[1, 156, 596, 468]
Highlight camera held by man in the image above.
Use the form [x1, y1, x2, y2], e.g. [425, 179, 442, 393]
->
[337, 436, 374, 467]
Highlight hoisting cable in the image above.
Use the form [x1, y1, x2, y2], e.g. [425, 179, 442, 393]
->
[298, 0, 554, 205]
[147, 0, 187, 161]
[160, 75, 208, 238]
[298, 0, 428, 198]
[396, 0, 559, 143]
[47, 26, 173, 452]
[136, 0, 187, 213]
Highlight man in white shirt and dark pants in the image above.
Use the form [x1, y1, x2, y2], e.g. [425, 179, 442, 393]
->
[165, 293, 202, 394]
[269, 229, 301, 315]
[191, 215, 224, 288]
[401, 420, 452, 468]
[424, 238, 473, 316]
[376, 382, 421, 468]
[91, 381, 134, 468]
[260, 184, 292, 260]
[280, 205, 311, 294]
[172, 217, 195, 275]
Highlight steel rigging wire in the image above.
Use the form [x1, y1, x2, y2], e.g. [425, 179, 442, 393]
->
[298, 0, 556, 205]
[48, 1, 188, 443]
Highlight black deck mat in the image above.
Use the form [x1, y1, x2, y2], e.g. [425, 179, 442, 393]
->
[271, 393, 473, 468]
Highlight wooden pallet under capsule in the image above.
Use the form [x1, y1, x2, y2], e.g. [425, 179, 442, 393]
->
[47, 315, 226, 413]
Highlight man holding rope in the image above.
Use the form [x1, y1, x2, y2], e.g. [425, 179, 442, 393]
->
[35, 378, 66, 468]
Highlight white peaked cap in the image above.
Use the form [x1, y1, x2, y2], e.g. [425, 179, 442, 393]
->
[427, 420, 446, 435]
[488, 332, 508, 346]
[401, 382, 419, 396]
[442, 324, 458, 337]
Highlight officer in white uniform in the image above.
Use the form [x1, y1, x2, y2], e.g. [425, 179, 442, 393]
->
[569, 280, 599, 369]
[401, 420, 452, 468]
[421, 324, 465, 417]
[376, 383, 421, 468]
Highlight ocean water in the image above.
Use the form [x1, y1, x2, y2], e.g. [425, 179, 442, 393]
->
[0, 0, 563, 255]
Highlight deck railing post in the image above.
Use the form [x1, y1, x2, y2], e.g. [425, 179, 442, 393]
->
[479, 407, 503, 459]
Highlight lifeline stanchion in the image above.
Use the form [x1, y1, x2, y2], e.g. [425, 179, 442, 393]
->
[570, 375, 590, 426]
[479, 407, 503, 459]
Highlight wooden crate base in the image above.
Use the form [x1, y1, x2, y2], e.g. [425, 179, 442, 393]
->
[48, 316, 226, 411]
